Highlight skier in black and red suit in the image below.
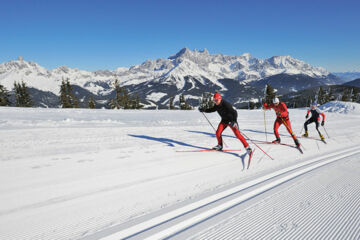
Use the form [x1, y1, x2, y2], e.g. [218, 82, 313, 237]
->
[199, 92, 252, 155]
[303, 102, 326, 141]
[263, 97, 300, 148]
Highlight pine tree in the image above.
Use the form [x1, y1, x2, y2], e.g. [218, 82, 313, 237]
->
[317, 87, 326, 105]
[248, 101, 255, 109]
[88, 96, 96, 109]
[14, 81, 32, 107]
[323, 88, 330, 104]
[122, 87, 130, 109]
[109, 78, 143, 109]
[169, 96, 175, 110]
[110, 78, 122, 109]
[0, 84, 10, 106]
[264, 84, 276, 104]
[66, 79, 79, 108]
[180, 94, 192, 110]
[179, 94, 185, 110]
[328, 87, 335, 101]
[59, 78, 78, 108]
[341, 88, 351, 101]
[135, 95, 143, 109]
[60, 79, 71, 108]
[200, 92, 214, 110]
[351, 88, 359, 102]
[306, 97, 312, 107]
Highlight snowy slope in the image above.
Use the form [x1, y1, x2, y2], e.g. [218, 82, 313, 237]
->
[320, 100, 360, 114]
[0, 102, 359, 240]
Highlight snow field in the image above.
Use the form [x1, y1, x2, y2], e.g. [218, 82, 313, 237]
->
[0, 102, 359, 240]
[104, 147, 360, 240]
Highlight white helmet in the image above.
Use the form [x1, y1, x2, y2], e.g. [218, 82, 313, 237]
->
[273, 97, 280, 104]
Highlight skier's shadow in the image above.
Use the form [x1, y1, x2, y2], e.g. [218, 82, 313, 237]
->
[185, 130, 246, 169]
[128, 134, 243, 161]
[241, 129, 289, 138]
[128, 134, 205, 149]
[186, 130, 237, 139]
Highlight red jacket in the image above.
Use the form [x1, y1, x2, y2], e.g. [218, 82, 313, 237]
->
[264, 102, 289, 119]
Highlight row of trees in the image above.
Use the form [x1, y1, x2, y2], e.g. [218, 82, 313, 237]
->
[168, 94, 194, 110]
[109, 79, 143, 109]
[1, 81, 359, 109]
[246, 84, 360, 109]
[0, 78, 144, 109]
[59, 78, 144, 109]
[305, 86, 359, 107]
[0, 81, 33, 107]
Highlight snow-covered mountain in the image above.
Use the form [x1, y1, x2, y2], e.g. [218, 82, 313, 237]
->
[332, 71, 360, 83]
[0, 49, 336, 108]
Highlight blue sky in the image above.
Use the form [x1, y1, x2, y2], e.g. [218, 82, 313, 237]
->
[1, 0, 359, 72]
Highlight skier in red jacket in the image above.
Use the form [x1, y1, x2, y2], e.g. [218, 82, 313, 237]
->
[199, 93, 252, 155]
[263, 97, 300, 148]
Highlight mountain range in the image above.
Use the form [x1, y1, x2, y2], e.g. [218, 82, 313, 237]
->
[0, 48, 345, 108]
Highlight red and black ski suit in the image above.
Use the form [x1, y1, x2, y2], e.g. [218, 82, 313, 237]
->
[304, 108, 326, 133]
[203, 99, 249, 148]
[263, 102, 298, 142]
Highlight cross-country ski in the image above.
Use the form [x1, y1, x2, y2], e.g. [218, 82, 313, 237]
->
[176, 149, 242, 152]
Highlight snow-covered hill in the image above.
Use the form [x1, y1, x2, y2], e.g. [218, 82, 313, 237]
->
[0, 106, 359, 240]
[320, 101, 360, 114]
[0, 49, 336, 108]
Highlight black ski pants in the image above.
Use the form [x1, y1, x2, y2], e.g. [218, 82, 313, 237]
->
[304, 118, 321, 135]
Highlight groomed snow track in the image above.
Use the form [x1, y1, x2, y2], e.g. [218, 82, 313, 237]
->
[88, 146, 360, 240]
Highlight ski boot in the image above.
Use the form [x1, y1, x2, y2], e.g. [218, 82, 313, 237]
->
[246, 147, 253, 155]
[246, 147, 254, 169]
[294, 139, 303, 153]
[302, 131, 308, 137]
[319, 134, 325, 141]
[272, 137, 281, 144]
[212, 144, 223, 151]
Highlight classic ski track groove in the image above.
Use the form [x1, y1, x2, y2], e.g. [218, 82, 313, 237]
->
[191, 154, 360, 240]
[99, 146, 360, 240]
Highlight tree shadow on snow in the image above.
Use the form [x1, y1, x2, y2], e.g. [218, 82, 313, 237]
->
[128, 134, 242, 159]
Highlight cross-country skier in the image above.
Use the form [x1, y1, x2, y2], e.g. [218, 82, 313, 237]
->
[199, 93, 253, 155]
[263, 97, 300, 148]
[303, 102, 326, 141]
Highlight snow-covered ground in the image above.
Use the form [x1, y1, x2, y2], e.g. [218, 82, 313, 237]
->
[0, 101, 359, 240]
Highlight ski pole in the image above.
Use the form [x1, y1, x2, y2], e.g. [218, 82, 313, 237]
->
[322, 126, 330, 138]
[201, 112, 228, 147]
[240, 131, 274, 160]
[263, 109, 268, 141]
[263, 86, 268, 142]
[299, 125, 304, 136]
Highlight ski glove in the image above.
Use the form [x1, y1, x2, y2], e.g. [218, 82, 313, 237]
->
[306, 114, 309, 119]
[321, 121, 325, 126]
